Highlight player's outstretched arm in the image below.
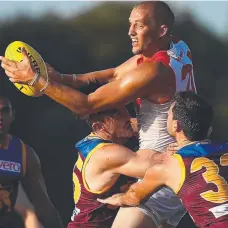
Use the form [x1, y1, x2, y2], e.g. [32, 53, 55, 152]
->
[98, 161, 168, 206]
[95, 144, 170, 179]
[20, 145, 64, 228]
[0, 49, 173, 116]
[45, 63, 115, 89]
[45, 56, 138, 89]
[98, 155, 182, 207]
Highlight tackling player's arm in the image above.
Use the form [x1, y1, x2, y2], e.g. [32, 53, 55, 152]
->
[20, 145, 64, 228]
[45, 55, 139, 89]
[0, 50, 174, 116]
[95, 144, 171, 180]
[98, 155, 182, 207]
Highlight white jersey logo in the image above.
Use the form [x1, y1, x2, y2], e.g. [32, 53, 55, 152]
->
[0, 160, 21, 173]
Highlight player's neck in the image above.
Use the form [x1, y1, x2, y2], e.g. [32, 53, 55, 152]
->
[92, 131, 126, 145]
[0, 134, 10, 149]
[176, 134, 195, 148]
[92, 131, 113, 143]
[142, 36, 171, 59]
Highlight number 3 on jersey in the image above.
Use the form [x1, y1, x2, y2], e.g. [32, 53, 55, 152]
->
[191, 153, 228, 204]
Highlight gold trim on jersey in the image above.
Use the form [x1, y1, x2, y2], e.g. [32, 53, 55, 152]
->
[173, 154, 186, 194]
[82, 142, 118, 194]
[20, 140, 27, 176]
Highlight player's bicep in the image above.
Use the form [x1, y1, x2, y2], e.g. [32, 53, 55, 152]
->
[87, 62, 160, 112]
[113, 55, 140, 81]
[106, 146, 153, 179]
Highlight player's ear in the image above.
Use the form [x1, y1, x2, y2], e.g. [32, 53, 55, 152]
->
[159, 24, 168, 38]
[175, 120, 182, 133]
[92, 122, 104, 132]
[173, 120, 181, 133]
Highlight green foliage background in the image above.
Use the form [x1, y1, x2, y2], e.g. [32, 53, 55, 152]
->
[0, 2, 227, 227]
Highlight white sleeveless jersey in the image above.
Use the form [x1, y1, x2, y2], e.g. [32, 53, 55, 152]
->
[137, 38, 196, 152]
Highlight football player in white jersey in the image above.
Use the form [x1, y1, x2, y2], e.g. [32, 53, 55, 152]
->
[1, 1, 196, 227]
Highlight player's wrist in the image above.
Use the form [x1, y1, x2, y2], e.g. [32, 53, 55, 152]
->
[28, 70, 40, 86]
[34, 74, 49, 93]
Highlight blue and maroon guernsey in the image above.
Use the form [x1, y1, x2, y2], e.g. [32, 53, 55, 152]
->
[174, 141, 228, 228]
[68, 133, 134, 228]
[0, 134, 26, 214]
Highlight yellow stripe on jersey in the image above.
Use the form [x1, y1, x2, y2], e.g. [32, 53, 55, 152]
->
[173, 154, 186, 194]
[76, 155, 83, 171]
[20, 140, 27, 176]
[82, 142, 118, 194]
[73, 172, 81, 204]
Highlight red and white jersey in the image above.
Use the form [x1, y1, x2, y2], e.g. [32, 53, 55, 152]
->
[137, 37, 196, 152]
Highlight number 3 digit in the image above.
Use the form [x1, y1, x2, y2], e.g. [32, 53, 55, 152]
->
[191, 154, 228, 204]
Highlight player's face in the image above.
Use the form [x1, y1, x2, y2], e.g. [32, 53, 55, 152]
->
[107, 108, 133, 140]
[167, 103, 176, 137]
[128, 7, 160, 55]
[0, 99, 14, 137]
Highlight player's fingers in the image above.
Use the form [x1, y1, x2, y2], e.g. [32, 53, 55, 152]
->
[0, 56, 17, 67]
[97, 198, 107, 204]
[5, 70, 16, 79]
[167, 143, 180, 150]
[8, 77, 21, 83]
[5, 70, 23, 82]
[22, 47, 30, 62]
[167, 146, 179, 151]
[1, 62, 18, 73]
[168, 142, 178, 148]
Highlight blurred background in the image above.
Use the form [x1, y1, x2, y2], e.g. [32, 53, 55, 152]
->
[0, 1, 228, 227]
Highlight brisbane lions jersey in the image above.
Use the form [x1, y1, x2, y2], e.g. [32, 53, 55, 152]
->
[68, 133, 133, 228]
[174, 141, 228, 228]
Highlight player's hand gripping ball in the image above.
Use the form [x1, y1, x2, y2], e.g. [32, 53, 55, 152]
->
[4, 41, 47, 97]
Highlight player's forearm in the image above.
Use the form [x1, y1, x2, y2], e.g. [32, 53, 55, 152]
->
[51, 69, 115, 89]
[118, 184, 143, 206]
[36, 75, 93, 116]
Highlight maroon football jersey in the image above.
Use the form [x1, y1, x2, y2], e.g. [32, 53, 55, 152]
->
[176, 150, 228, 228]
[68, 134, 134, 228]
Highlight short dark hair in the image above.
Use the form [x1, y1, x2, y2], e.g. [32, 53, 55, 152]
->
[85, 109, 119, 127]
[172, 91, 213, 141]
[135, 1, 175, 33]
[0, 96, 13, 108]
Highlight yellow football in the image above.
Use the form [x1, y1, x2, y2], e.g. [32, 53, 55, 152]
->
[5, 41, 47, 97]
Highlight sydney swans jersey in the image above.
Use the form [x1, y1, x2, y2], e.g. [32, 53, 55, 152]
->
[175, 142, 228, 227]
[68, 134, 133, 228]
[0, 135, 26, 215]
[136, 37, 196, 151]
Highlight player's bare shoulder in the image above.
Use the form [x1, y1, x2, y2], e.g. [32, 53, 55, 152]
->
[114, 55, 141, 81]
[23, 143, 41, 175]
[92, 143, 133, 168]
